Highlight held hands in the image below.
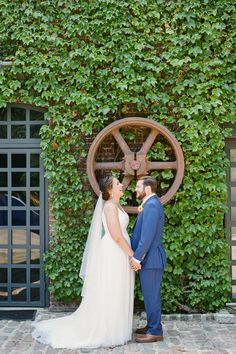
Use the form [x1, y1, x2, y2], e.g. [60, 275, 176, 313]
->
[130, 258, 142, 272]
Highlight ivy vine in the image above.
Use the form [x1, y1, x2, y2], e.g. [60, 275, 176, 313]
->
[0, 0, 235, 312]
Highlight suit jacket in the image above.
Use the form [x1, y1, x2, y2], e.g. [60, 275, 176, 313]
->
[131, 195, 166, 269]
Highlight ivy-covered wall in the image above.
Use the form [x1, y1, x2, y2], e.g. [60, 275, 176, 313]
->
[0, 0, 235, 312]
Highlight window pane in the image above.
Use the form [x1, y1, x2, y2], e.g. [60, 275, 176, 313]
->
[30, 191, 40, 206]
[12, 154, 26, 168]
[0, 154, 7, 168]
[30, 154, 40, 168]
[0, 287, 8, 301]
[31, 249, 40, 264]
[232, 265, 236, 280]
[31, 230, 40, 246]
[12, 172, 26, 187]
[30, 110, 44, 121]
[12, 211, 26, 226]
[232, 246, 236, 260]
[11, 107, 26, 121]
[230, 150, 236, 162]
[12, 249, 27, 264]
[31, 269, 40, 284]
[232, 285, 236, 299]
[231, 187, 236, 202]
[12, 268, 26, 283]
[12, 229, 26, 245]
[30, 288, 40, 301]
[11, 125, 26, 139]
[0, 125, 7, 139]
[0, 230, 8, 244]
[12, 287, 27, 301]
[30, 172, 39, 187]
[0, 268, 7, 283]
[231, 168, 236, 182]
[0, 211, 8, 226]
[11, 191, 26, 206]
[0, 172, 7, 187]
[30, 210, 40, 226]
[0, 108, 7, 121]
[232, 227, 236, 241]
[0, 192, 8, 206]
[0, 249, 8, 263]
[30, 125, 41, 139]
[231, 207, 236, 222]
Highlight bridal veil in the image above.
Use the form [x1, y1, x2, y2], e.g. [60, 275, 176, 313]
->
[79, 193, 104, 297]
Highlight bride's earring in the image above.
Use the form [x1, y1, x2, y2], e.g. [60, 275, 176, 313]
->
[111, 193, 114, 198]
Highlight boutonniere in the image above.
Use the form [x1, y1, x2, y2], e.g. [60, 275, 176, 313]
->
[138, 203, 144, 213]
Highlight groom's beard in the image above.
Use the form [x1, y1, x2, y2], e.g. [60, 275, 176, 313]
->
[136, 189, 146, 200]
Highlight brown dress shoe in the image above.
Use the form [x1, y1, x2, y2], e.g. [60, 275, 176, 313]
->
[135, 334, 164, 343]
[135, 325, 148, 334]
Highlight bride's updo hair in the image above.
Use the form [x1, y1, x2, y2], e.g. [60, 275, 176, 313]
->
[99, 176, 113, 201]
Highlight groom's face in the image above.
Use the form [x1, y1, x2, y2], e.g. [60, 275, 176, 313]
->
[135, 180, 146, 200]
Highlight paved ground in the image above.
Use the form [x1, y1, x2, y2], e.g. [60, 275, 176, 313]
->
[1, 309, 236, 354]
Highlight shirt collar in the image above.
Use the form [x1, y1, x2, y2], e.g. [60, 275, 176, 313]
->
[142, 193, 156, 205]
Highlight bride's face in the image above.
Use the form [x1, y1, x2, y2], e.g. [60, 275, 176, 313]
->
[111, 177, 123, 199]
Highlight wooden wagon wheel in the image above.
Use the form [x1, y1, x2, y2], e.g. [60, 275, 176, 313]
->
[87, 117, 184, 213]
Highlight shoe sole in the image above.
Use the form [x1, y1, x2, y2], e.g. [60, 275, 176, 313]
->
[135, 339, 164, 343]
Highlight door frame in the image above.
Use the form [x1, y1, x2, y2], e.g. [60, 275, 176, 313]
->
[225, 137, 236, 301]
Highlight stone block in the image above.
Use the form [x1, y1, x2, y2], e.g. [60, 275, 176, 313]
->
[214, 309, 235, 324]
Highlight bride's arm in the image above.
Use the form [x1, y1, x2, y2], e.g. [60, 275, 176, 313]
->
[103, 203, 134, 257]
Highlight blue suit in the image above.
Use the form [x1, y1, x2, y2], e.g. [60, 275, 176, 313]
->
[131, 195, 166, 336]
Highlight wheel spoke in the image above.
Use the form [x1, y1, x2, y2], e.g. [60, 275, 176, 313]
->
[112, 129, 132, 155]
[121, 175, 132, 190]
[147, 161, 177, 170]
[138, 129, 159, 154]
[94, 161, 124, 170]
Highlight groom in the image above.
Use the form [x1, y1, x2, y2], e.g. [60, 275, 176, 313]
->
[131, 176, 166, 343]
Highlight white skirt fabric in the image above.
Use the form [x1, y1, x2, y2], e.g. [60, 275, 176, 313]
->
[32, 209, 134, 349]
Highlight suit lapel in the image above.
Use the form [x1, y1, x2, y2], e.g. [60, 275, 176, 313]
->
[132, 195, 158, 231]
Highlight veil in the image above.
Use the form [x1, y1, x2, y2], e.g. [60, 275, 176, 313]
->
[79, 193, 104, 297]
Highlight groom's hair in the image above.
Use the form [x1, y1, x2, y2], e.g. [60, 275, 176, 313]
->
[140, 176, 157, 193]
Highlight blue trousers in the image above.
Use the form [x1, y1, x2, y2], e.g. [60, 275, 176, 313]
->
[139, 268, 164, 336]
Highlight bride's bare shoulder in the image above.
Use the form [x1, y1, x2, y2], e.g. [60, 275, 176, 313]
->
[103, 200, 118, 214]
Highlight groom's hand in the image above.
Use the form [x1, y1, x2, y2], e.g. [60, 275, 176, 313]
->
[130, 258, 142, 271]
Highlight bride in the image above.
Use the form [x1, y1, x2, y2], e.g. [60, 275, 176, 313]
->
[32, 176, 135, 349]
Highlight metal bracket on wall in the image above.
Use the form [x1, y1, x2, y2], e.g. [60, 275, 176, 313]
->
[0, 61, 13, 68]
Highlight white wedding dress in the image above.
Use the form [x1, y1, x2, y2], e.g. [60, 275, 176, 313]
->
[32, 208, 134, 349]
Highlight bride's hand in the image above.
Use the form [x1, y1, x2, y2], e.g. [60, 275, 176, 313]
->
[130, 258, 141, 271]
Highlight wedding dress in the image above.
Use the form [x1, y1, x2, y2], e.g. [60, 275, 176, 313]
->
[32, 205, 134, 349]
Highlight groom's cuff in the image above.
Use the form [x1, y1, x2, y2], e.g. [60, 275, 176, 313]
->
[132, 257, 141, 263]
